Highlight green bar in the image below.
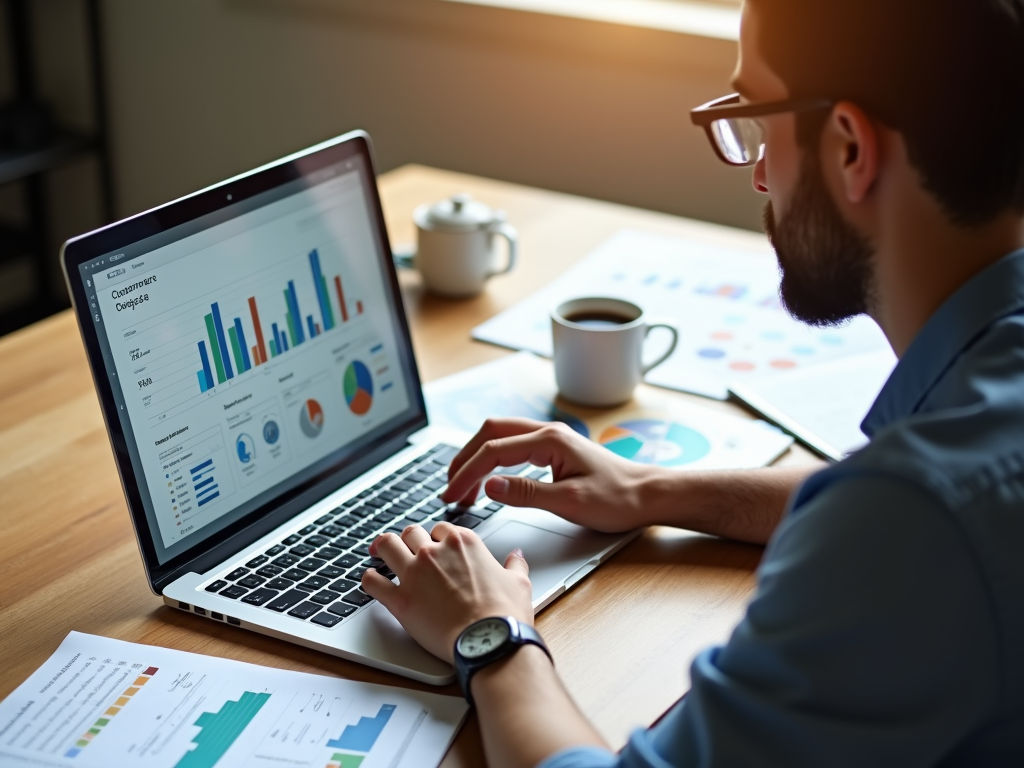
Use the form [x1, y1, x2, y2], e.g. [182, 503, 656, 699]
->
[94, 719, 110, 727]
[332, 755, 364, 768]
[269, 339, 278, 357]
[88, 728, 101, 735]
[227, 326, 245, 374]
[76, 740, 89, 747]
[205, 314, 227, 384]
[319, 274, 335, 328]
[284, 291, 299, 347]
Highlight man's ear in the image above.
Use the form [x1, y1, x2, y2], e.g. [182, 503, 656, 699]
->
[826, 101, 880, 205]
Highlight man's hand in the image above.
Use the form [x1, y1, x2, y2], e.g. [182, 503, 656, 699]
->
[361, 522, 534, 663]
[442, 418, 656, 533]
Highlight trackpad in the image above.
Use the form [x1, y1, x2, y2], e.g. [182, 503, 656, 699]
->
[482, 521, 596, 602]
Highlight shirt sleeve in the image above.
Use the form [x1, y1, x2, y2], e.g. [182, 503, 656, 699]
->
[543, 473, 1000, 768]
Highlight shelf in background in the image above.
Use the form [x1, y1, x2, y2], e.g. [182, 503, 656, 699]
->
[0, 131, 97, 186]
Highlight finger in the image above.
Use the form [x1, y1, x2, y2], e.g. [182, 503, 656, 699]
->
[503, 547, 530, 577]
[361, 568, 399, 608]
[447, 418, 550, 484]
[401, 524, 434, 553]
[428, 520, 460, 542]
[369, 532, 413, 577]
[484, 474, 562, 511]
[444, 428, 567, 505]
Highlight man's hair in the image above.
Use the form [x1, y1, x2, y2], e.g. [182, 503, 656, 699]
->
[749, 0, 1024, 227]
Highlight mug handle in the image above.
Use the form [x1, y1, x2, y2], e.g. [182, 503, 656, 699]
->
[641, 321, 680, 375]
[488, 222, 518, 276]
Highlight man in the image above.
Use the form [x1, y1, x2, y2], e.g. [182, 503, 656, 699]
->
[361, 1, 1024, 765]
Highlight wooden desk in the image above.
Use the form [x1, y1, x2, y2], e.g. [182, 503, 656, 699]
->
[0, 165, 822, 763]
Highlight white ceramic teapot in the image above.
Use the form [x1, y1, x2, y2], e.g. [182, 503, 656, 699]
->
[411, 193, 518, 297]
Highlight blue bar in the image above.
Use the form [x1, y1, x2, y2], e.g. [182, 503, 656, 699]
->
[194, 476, 215, 491]
[309, 249, 333, 331]
[370, 343, 383, 354]
[281, 335, 289, 352]
[286, 281, 305, 344]
[327, 704, 396, 751]
[381, 382, 393, 391]
[197, 371, 208, 392]
[271, 323, 282, 355]
[306, 315, 316, 338]
[190, 459, 213, 475]
[234, 318, 252, 371]
[197, 491, 220, 507]
[197, 484, 218, 499]
[210, 302, 235, 379]
[198, 341, 214, 390]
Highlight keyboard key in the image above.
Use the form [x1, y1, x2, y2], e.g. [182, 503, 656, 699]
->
[319, 525, 344, 538]
[397, 462, 417, 473]
[310, 590, 341, 605]
[265, 589, 308, 613]
[385, 525, 405, 535]
[393, 480, 415, 492]
[424, 478, 446, 491]
[433, 445, 460, 464]
[298, 525, 317, 535]
[282, 534, 302, 546]
[486, 502, 504, 512]
[237, 575, 266, 589]
[357, 489, 374, 498]
[364, 498, 387, 508]
[245, 555, 269, 568]
[289, 544, 316, 557]
[314, 514, 334, 525]
[352, 545, 372, 558]
[219, 585, 248, 599]
[297, 558, 326, 572]
[329, 578, 357, 593]
[407, 489, 429, 503]
[281, 568, 311, 582]
[319, 566, 345, 579]
[265, 544, 286, 556]
[316, 547, 342, 560]
[332, 537, 358, 551]
[298, 576, 331, 591]
[405, 510, 428, 523]
[256, 565, 284, 578]
[266, 577, 295, 591]
[304, 535, 330, 548]
[424, 498, 446, 511]
[333, 554, 361, 569]
[409, 471, 431, 483]
[205, 580, 228, 593]
[349, 506, 375, 519]
[342, 590, 375, 607]
[328, 602, 358, 617]
[453, 514, 482, 529]
[335, 514, 363, 528]
[241, 588, 279, 606]
[379, 490, 401, 502]
[225, 567, 249, 581]
[346, 567, 368, 581]
[311, 612, 343, 627]
[348, 526, 376, 540]
[287, 602, 322, 620]
[272, 554, 299, 567]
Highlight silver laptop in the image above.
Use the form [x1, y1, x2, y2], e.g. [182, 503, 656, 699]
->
[61, 131, 635, 685]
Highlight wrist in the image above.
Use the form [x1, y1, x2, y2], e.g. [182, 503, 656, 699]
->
[470, 642, 556, 705]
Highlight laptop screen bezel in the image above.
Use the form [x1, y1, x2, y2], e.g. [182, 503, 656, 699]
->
[61, 131, 428, 594]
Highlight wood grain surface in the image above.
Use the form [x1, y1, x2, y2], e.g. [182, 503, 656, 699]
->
[0, 165, 822, 763]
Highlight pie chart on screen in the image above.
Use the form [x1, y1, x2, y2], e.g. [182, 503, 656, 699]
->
[299, 399, 324, 438]
[344, 360, 374, 416]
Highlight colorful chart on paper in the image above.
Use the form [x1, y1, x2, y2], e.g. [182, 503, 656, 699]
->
[599, 419, 712, 466]
[471, 229, 892, 399]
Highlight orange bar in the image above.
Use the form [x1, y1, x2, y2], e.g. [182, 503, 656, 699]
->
[356, 300, 363, 315]
[252, 345, 260, 366]
[334, 276, 349, 323]
[123, 687, 140, 697]
[132, 676, 149, 687]
[115, 697, 130, 707]
[248, 297, 268, 364]
[105, 707, 121, 716]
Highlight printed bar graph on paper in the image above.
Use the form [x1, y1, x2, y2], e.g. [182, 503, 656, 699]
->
[233, 318, 252, 371]
[309, 249, 335, 330]
[174, 691, 271, 768]
[326, 704, 396, 752]
[210, 302, 235, 379]
[334, 276, 349, 323]
[204, 314, 227, 384]
[248, 297, 268, 364]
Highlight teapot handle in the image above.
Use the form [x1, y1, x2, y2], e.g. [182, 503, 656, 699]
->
[488, 222, 518, 277]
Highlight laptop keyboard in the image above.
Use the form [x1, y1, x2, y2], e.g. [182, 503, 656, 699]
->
[199, 444, 541, 629]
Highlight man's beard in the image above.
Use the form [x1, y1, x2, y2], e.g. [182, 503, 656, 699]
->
[763, 152, 877, 327]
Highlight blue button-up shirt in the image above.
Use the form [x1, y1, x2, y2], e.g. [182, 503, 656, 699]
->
[541, 249, 1024, 768]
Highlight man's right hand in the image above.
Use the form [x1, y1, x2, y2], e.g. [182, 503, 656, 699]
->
[441, 418, 658, 533]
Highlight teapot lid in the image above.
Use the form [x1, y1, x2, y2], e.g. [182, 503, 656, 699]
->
[420, 193, 502, 232]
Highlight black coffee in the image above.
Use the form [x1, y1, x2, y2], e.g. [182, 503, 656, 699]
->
[564, 311, 632, 328]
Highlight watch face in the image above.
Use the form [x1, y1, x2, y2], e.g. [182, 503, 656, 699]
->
[458, 618, 511, 659]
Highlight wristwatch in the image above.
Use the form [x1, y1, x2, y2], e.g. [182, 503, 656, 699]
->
[453, 616, 551, 706]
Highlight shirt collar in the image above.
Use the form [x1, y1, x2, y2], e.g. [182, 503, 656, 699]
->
[862, 248, 1024, 437]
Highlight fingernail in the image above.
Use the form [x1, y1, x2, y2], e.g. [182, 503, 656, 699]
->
[488, 476, 510, 496]
[513, 547, 524, 558]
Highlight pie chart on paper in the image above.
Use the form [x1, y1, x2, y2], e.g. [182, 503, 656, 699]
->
[599, 419, 711, 467]
[344, 360, 374, 416]
[299, 399, 324, 438]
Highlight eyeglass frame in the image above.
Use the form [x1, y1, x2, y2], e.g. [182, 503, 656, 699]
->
[690, 93, 835, 167]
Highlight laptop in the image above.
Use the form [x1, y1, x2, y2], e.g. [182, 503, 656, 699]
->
[61, 130, 636, 685]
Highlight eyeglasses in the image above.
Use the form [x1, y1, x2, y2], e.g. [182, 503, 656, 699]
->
[690, 94, 834, 166]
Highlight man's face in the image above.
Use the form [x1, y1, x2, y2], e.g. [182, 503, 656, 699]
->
[735, 1, 876, 327]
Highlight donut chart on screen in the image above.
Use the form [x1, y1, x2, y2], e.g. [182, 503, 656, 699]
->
[299, 399, 324, 438]
[598, 419, 711, 467]
[344, 360, 374, 416]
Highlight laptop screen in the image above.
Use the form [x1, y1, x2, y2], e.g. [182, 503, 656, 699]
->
[74, 148, 419, 567]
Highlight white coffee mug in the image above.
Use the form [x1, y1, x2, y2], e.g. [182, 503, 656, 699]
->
[412, 193, 518, 297]
[552, 297, 679, 407]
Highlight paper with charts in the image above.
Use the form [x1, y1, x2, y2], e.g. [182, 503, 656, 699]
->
[0, 632, 468, 768]
[424, 352, 793, 470]
[471, 229, 892, 400]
